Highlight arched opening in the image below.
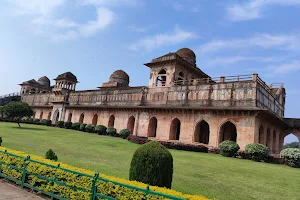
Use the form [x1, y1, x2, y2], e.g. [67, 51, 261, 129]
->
[29, 88, 36, 94]
[47, 112, 51, 120]
[283, 133, 300, 149]
[53, 110, 59, 125]
[176, 72, 184, 85]
[92, 114, 98, 126]
[170, 118, 181, 140]
[108, 115, 115, 127]
[156, 69, 167, 86]
[258, 125, 265, 145]
[127, 116, 135, 134]
[266, 128, 271, 149]
[68, 113, 72, 122]
[272, 130, 276, 153]
[39, 111, 43, 120]
[219, 121, 237, 143]
[79, 113, 84, 124]
[194, 120, 210, 144]
[147, 117, 158, 137]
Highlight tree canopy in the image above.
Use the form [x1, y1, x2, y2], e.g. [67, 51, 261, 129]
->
[0, 102, 33, 127]
[283, 141, 299, 149]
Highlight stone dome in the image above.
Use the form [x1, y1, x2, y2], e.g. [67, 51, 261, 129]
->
[38, 76, 50, 87]
[176, 48, 196, 65]
[109, 70, 130, 86]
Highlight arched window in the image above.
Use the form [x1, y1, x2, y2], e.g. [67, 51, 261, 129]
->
[266, 128, 271, 149]
[127, 116, 135, 134]
[68, 113, 72, 122]
[29, 88, 36, 94]
[259, 125, 264, 145]
[194, 120, 210, 144]
[219, 121, 237, 143]
[92, 114, 98, 126]
[108, 115, 115, 127]
[39, 111, 43, 120]
[79, 113, 84, 124]
[147, 117, 158, 137]
[47, 112, 51, 120]
[156, 69, 167, 86]
[170, 118, 181, 140]
[176, 72, 184, 85]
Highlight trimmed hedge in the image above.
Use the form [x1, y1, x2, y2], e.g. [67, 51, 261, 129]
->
[245, 143, 269, 162]
[119, 129, 131, 139]
[79, 124, 87, 132]
[130, 141, 173, 188]
[64, 122, 72, 129]
[85, 124, 95, 133]
[95, 125, 107, 135]
[280, 148, 300, 168]
[106, 127, 117, 136]
[128, 135, 149, 144]
[57, 121, 64, 128]
[71, 122, 81, 130]
[0, 147, 208, 200]
[219, 141, 240, 157]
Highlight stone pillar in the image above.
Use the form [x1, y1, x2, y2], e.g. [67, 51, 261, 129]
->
[220, 76, 225, 83]
[275, 132, 280, 154]
[252, 73, 258, 81]
[134, 112, 140, 136]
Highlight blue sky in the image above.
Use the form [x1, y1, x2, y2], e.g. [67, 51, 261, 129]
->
[0, 0, 299, 142]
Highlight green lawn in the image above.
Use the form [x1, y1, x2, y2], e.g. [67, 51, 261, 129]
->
[0, 122, 298, 200]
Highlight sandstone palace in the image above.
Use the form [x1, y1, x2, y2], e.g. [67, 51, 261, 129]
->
[19, 48, 300, 153]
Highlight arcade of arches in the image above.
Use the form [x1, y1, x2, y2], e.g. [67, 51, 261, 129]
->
[33, 108, 292, 154]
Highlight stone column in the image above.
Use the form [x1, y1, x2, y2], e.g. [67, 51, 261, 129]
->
[134, 112, 140, 136]
[275, 132, 280, 154]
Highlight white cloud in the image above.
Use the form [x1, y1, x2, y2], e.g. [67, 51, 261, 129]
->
[227, 0, 300, 21]
[162, 0, 183, 11]
[199, 33, 299, 53]
[7, 0, 65, 16]
[32, 17, 79, 28]
[129, 26, 196, 51]
[79, 0, 138, 6]
[272, 60, 300, 74]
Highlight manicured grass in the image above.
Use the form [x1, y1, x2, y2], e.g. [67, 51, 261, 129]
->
[0, 122, 299, 200]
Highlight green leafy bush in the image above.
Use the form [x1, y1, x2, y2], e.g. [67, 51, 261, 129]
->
[130, 141, 173, 188]
[45, 149, 58, 161]
[119, 129, 131, 139]
[45, 120, 52, 126]
[280, 148, 300, 168]
[64, 122, 72, 129]
[85, 124, 95, 133]
[106, 127, 117, 136]
[245, 143, 269, 162]
[218, 140, 240, 157]
[95, 125, 107, 135]
[40, 119, 47, 125]
[71, 122, 81, 130]
[79, 124, 87, 132]
[34, 118, 40, 123]
[0, 102, 33, 127]
[57, 121, 64, 128]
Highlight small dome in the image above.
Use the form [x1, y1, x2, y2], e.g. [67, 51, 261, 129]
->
[109, 70, 130, 87]
[176, 48, 196, 65]
[38, 76, 50, 87]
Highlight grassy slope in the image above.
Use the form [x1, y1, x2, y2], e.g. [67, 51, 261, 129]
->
[0, 122, 299, 200]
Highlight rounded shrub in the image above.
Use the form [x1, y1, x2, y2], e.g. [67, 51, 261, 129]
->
[64, 122, 72, 129]
[245, 143, 269, 162]
[119, 129, 131, 139]
[45, 120, 52, 126]
[95, 125, 107, 135]
[79, 123, 87, 132]
[106, 127, 117, 136]
[45, 149, 58, 161]
[34, 118, 40, 123]
[219, 140, 240, 157]
[71, 122, 80, 130]
[85, 124, 95, 133]
[57, 121, 64, 128]
[129, 141, 173, 188]
[280, 148, 300, 168]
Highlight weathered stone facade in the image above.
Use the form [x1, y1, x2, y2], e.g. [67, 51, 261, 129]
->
[20, 48, 298, 154]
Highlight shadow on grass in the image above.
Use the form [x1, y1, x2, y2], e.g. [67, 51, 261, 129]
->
[10, 126, 46, 131]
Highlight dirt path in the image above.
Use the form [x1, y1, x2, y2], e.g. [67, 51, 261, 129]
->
[0, 180, 44, 200]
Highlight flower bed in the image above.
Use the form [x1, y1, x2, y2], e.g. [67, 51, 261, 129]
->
[0, 147, 209, 200]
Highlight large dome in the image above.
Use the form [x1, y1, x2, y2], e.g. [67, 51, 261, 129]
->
[176, 48, 196, 65]
[109, 70, 130, 86]
[38, 76, 50, 87]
